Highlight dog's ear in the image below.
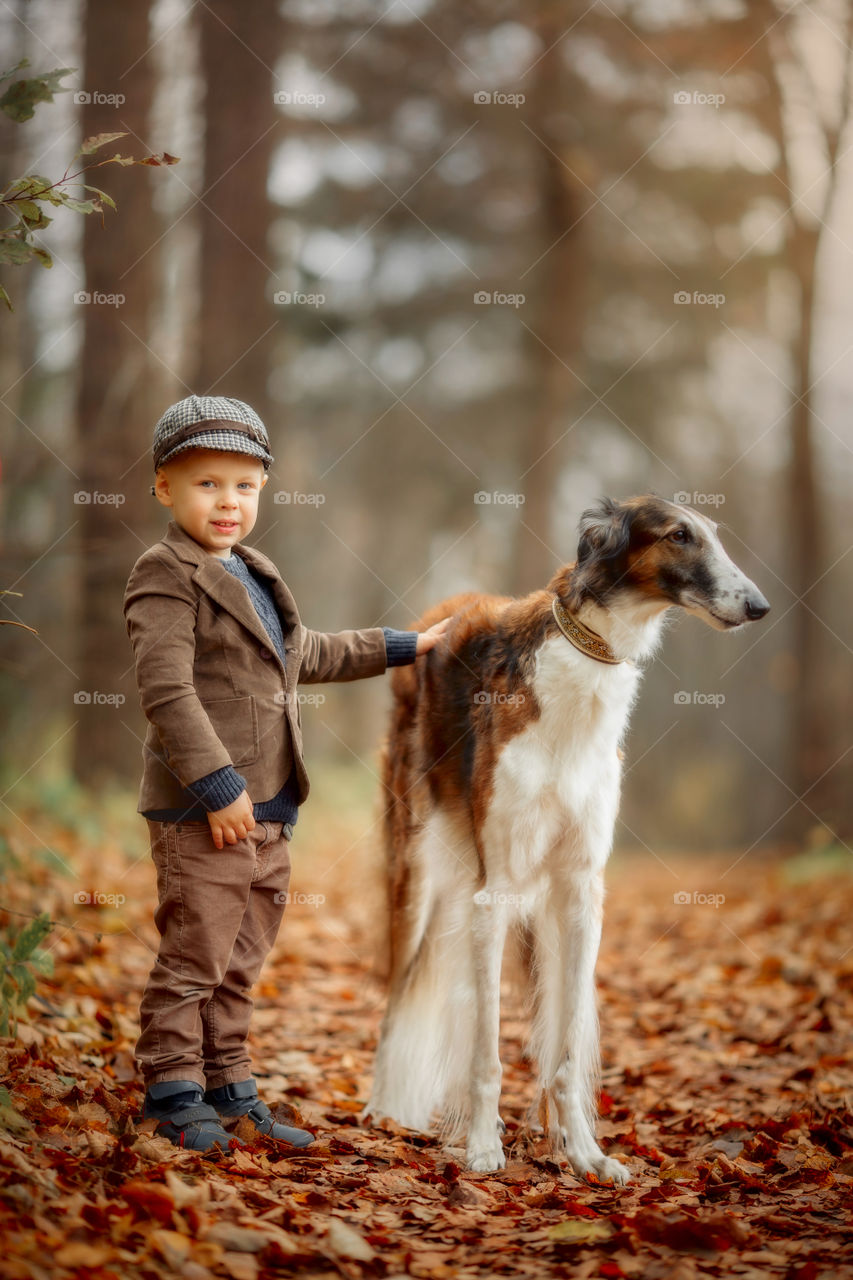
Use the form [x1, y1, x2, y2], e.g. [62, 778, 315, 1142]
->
[577, 498, 631, 565]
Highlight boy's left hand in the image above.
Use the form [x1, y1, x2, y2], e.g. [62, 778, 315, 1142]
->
[207, 789, 255, 849]
[415, 616, 453, 654]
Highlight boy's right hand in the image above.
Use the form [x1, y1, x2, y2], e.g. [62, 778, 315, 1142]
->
[207, 790, 255, 849]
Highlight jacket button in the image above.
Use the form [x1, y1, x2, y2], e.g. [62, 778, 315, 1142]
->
[259, 647, 272, 659]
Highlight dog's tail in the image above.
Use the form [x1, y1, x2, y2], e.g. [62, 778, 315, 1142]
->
[365, 868, 476, 1137]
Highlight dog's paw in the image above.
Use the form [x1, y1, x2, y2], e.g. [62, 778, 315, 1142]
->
[556, 1133, 630, 1186]
[580, 1153, 631, 1186]
[361, 1100, 384, 1126]
[466, 1138, 507, 1172]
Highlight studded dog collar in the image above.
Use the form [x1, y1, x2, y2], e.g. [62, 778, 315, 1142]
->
[551, 596, 623, 665]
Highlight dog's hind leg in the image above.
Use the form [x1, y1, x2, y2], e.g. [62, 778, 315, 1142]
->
[465, 892, 510, 1172]
[531, 870, 630, 1185]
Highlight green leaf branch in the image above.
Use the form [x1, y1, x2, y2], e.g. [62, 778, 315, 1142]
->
[0, 62, 179, 310]
[0, 911, 54, 1038]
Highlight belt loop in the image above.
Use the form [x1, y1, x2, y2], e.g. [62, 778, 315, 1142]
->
[282, 823, 294, 842]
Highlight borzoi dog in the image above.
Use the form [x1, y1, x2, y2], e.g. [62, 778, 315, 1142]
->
[365, 495, 769, 1183]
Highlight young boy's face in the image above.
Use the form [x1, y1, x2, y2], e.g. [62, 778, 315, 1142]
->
[154, 448, 268, 558]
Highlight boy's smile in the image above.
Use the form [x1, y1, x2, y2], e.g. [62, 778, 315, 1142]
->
[154, 448, 268, 558]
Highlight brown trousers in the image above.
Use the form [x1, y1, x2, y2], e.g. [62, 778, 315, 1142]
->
[136, 818, 291, 1090]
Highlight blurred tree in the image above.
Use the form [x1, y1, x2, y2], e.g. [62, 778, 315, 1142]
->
[73, 0, 163, 786]
[514, 13, 587, 593]
[195, 0, 281, 425]
[269, 3, 588, 610]
[753, 0, 853, 832]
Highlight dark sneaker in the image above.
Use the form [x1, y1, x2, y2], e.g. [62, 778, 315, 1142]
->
[143, 1079, 242, 1154]
[205, 1078, 314, 1147]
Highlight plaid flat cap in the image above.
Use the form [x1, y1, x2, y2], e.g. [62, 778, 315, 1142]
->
[152, 395, 274, 471]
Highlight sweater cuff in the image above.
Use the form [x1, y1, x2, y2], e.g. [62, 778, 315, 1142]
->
[187, 765, 247, 812]
[383, 627, 419, 667]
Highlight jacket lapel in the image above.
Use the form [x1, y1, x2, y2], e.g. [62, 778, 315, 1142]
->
[235, 543, 305, 693]
[161, 522, 300, 684]
[192, 555, 278, 656]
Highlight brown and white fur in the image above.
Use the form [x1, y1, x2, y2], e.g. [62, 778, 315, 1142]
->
[364, 496, 769, 1182]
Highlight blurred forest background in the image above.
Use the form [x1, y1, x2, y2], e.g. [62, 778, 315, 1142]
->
[1, 0, 851, 855]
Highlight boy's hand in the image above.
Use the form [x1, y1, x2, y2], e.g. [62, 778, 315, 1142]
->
[415, 616, 453, 655]
[207, 790, 255, 849]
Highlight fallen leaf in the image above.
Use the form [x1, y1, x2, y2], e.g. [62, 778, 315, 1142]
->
[326, 1216, 376, 1261]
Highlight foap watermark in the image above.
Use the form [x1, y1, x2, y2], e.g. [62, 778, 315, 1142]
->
[273, 290, 325, 308]
[474, 490, 525, 506]
[274, 690, 327, 707]
[473, 90, 525, 108]
[274, 890, 326, 907]
[474, 889, 527, 907]
[297, 691, 325, 707]
[674, 690, 725, 708]
[73, 290, 125, 307]
[73, 90, 126, 106]
[673, 890, 725, 908]
[673, 89, 725, 108]
[274, 90, 326, 109]
[273, 490, 326, 505]
[673, 490, 726, 508]
[73, 690, 126, 706]
[474, 290, 525, 308]
[74, 890, 126, 907]
[674, 290, 725, 308]
[73, 490, 126, 506]
[473, 691, 526, 706]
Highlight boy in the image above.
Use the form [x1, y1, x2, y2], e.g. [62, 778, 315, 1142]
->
[124, 395, 449, 1153]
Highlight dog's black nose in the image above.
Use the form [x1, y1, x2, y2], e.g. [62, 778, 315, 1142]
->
[745, 596, 770, 621]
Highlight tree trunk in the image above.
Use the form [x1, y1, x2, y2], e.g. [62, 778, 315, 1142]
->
[513, 25, 585, 594]
[194, 0, 280, 427]
[751, 0, 831, 838]
[787, 222, 829, 819]
[72, 0, 162, 786]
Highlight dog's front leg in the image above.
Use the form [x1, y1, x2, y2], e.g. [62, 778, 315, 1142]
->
[544, 872, 630, 1185]
[465, 893, 509, 1172]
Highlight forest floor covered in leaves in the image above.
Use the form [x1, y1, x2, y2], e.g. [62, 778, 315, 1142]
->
[1, 786, 852, 1279]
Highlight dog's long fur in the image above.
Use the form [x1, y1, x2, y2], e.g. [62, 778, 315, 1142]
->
[365, 496, 769, 1181]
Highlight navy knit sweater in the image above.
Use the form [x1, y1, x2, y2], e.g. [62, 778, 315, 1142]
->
[143, 552, 418, 824]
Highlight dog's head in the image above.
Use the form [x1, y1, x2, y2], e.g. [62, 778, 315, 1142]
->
[568, 495, 769, 629]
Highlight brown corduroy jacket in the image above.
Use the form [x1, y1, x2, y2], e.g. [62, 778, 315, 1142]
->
[124, 521, 388, 813]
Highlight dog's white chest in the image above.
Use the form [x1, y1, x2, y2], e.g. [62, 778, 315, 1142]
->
[482, 638, 640, 878]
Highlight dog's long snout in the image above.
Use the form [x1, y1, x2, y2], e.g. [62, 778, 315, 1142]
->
[744, 594, 770, 621]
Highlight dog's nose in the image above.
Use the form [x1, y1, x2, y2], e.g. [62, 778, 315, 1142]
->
[744, 595, 770, 621]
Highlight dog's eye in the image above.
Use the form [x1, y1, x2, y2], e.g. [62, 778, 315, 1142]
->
[669, 528, 689, 544]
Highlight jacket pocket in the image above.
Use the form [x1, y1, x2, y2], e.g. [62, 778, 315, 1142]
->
[203, 694, 259, 767]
